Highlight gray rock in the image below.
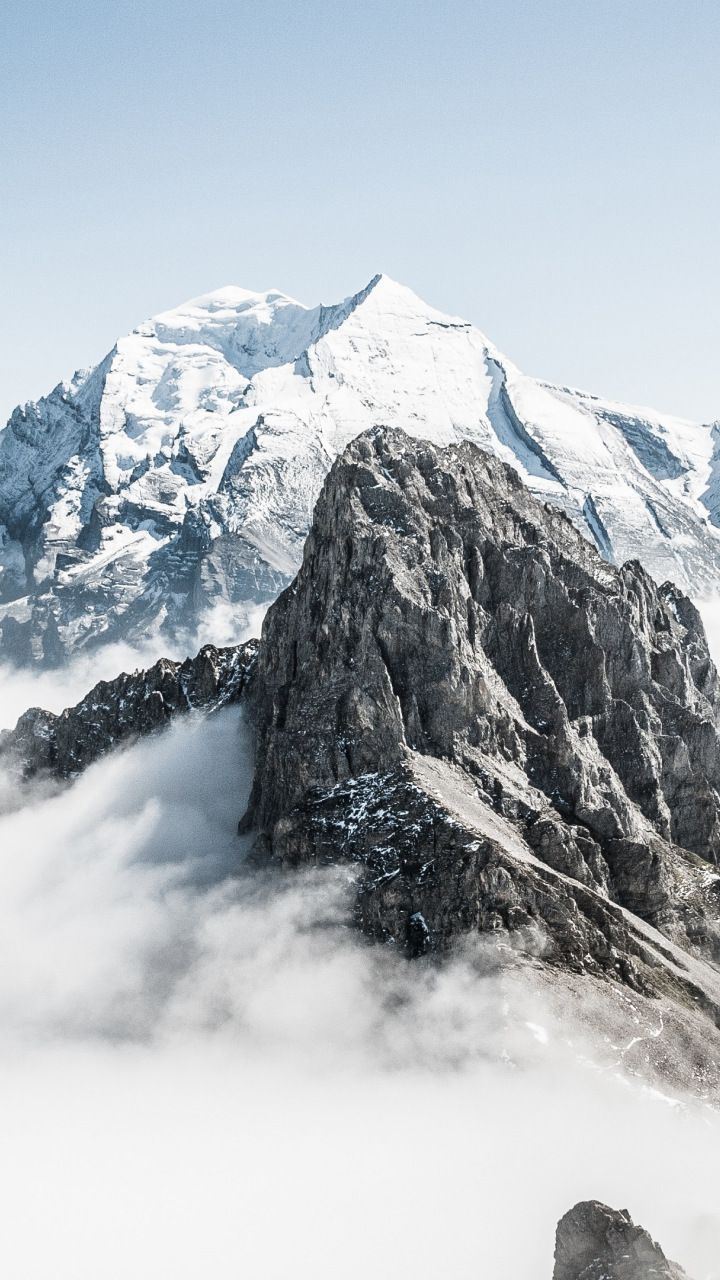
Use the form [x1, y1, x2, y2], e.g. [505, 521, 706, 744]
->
[554, 1201, 689, 1279]
[240, 427, 720, 1004]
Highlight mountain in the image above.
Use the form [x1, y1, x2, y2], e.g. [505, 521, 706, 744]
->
[240, 428, 720, 1090]
[2, 275, 720, 665]
[10, 427, 720, 1093]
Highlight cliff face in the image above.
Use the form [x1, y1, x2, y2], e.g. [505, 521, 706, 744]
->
[241, 428, 720, 1006]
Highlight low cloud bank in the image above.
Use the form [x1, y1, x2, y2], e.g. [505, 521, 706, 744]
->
[0, 692, 718, 1276]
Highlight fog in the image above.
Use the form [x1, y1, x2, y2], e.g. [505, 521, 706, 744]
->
[0, 680, 719, 1275]
[698, 597, 720, 673]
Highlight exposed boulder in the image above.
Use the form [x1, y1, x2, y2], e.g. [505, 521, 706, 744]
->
[553, 1200, 689, 1279]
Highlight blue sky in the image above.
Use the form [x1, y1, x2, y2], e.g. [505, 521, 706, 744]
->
[1, 0, 719, 421]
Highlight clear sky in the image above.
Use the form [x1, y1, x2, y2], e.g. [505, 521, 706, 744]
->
[1, 0, 719, 423]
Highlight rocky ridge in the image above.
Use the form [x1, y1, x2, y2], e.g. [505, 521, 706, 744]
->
[0, 640, 257, 779]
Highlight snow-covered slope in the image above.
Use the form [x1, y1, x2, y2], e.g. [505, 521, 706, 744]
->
[2, 273, 719, 663]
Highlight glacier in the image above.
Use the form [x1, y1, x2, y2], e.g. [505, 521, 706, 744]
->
[1, 272, 719, 663]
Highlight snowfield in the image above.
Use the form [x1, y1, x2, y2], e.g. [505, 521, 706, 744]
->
[1, 273, 719, 662]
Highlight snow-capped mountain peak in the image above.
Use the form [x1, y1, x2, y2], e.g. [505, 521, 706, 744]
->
[141, 273, 428, 381]
[1, 274, 719, 664]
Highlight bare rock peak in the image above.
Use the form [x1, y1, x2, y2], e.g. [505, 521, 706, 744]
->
[554, 1201, 689, 1280]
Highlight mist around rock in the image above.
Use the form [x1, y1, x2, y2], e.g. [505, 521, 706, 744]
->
[0, 700, 718, 1279]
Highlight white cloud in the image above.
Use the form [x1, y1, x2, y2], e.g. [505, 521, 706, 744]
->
[0, 699, 717, 1279]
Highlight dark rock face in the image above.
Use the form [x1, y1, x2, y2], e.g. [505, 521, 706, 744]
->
[282, 765, 682, 990]
[240, 427, 720, 996]
[554, 1201, 689, 1279]
[0, 640, 258, 779]
[245, 428, 720, 866]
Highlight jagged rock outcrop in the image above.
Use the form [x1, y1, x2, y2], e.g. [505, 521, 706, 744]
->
[553, 1201, 689, 1279]
[240, 428, 720, 1010]
[0, 640, 257, 779]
